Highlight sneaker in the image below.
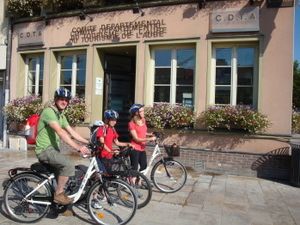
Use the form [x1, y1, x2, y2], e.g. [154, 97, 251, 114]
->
[91, 199, 103, 209]
[54, 192, 73, 205]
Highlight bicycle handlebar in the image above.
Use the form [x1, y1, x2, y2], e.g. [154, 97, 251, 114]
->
[152, 132, 161, 139]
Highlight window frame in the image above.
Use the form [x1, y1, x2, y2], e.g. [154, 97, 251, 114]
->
[24, 54, 44, 96]
[211, 43, 258, 107]
[57, 52, 86, 97]
[151, 46, 196, 106]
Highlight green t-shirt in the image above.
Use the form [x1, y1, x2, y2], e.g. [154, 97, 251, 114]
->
[35, 107, 69, 155]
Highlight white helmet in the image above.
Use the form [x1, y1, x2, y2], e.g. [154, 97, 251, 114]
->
[93, 120, 104, 127]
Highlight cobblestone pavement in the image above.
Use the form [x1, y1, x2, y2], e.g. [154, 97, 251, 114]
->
[0, 149, 299, 225]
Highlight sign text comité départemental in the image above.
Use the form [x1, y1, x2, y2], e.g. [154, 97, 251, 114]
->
[69, 19, 167, 43]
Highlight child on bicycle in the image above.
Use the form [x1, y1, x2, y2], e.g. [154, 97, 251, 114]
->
[96, 109, 132, 174]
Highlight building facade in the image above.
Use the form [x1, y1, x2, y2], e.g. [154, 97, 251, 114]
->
[8, 0, 295, 137]
[0, 0, 8, 140]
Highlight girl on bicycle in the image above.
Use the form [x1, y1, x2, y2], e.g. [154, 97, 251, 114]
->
[96, 109, 132, 174]
[128, 104, 156, 172]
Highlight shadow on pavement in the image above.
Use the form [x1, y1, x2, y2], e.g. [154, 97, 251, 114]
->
[72, 200, 97, 225]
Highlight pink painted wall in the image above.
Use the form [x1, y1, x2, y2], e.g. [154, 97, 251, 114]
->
[9, 1, 294, 135]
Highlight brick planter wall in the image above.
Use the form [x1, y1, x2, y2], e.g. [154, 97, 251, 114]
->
[60, 140, 291, 181]
[147, 146, 291, 181]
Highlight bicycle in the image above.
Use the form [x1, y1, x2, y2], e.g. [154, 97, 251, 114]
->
[140, 132, 187, 193]
[104, 147, 152, 209]
[2, 145, 137, 225]
[89, 125, 152, 209]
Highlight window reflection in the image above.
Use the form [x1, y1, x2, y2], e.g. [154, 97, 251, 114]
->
[154, 48, 195, 107]
[215, 86, 231, 104]
[214, 46, 256, 106]
[177, 49, 195, 69]
[26, 55, 44, 96]
[60, 54, 86, 97]
[237, 48, 254, 66]
[155, 50, 171, 67]
[216, 48, 231, 66]
[61, 56, 73, 69]
[155, 68, 171, 84]
[154, 86, 170, 102]
[216, 68, 231, 85]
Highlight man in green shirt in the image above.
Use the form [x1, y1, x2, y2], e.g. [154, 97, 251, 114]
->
[35, 88, 89, 205]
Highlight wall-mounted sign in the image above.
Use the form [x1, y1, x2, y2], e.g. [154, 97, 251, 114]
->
[95, 77, 103, 96]
[69, 19, 167, 44]
[210, 7, 259, 33]
[18, 29, 44, 47]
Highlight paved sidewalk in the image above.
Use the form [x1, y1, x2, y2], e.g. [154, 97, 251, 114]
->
[0, 150, 299, 225]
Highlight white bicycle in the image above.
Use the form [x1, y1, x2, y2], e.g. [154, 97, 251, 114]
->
[2, 145, 137, 225]
[140, 132, 187, 193]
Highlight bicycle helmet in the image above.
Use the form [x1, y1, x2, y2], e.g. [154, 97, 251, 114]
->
[129, 104, 144, 115]
[93, 120, 105, 127]
[54, 88, 72, 100]
[104, 110, 119, 120]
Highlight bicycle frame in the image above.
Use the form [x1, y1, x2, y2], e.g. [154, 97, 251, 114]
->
[24, 156, 101, 205]
[140, 142, 163, 176]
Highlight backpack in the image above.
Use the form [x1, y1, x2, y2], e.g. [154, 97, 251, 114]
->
[90, 120, 106, 147]
[24, 114, 40, 145]
[25, 107, 61, 145]
[90, 121, 117, 147]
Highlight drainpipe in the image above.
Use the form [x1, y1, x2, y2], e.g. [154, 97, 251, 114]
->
[2, 17, 12, 149]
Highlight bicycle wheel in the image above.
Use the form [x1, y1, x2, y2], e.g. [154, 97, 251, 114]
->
[122, 170, 152, 209]
[151, 159, 187, 193]
[87, 178, 137, 225]
[3, 172, 52, 223]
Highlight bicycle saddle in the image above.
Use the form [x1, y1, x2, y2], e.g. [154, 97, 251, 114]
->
[31, 162, 55, 175]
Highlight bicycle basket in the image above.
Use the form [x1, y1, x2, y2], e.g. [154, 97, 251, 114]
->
[103, 157, 127, 175]
[164, 144, 180, 157]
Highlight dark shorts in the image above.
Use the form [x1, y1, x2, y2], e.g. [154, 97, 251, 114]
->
[37, 147, 75, 177]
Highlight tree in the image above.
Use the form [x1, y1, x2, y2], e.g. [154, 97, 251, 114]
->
[293, 60, 300, 110]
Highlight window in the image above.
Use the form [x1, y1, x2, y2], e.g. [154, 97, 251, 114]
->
[25, 55, 44, 96]
[212, 45, 257, 106]
[153, 48, 195, 107]
[58, 54, 86, 98]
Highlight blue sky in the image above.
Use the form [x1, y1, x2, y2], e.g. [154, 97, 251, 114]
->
[295, 2, 300, 62]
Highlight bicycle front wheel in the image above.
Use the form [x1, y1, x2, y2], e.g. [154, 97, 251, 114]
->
[122, 170, 152, 209]
[3, 172, 52, 223]
[87, 178, 137, 225]
[151, 159, 187, 193]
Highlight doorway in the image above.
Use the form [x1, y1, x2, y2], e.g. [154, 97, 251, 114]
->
[103, 47, 136, 141]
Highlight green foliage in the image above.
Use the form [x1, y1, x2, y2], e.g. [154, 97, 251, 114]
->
[293, 60, 300, 109]
[7, 0, 171, 18]
[3, 95, 87, 126]
[7, 0, 42, 18]
[51, 0, 84, 12]
[64, 97, 87, 125]
[3, 95, 43, 123]
[144, 103, 195, 130]
[292, 110, 300, 134]
[198, 105, 270, 134]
